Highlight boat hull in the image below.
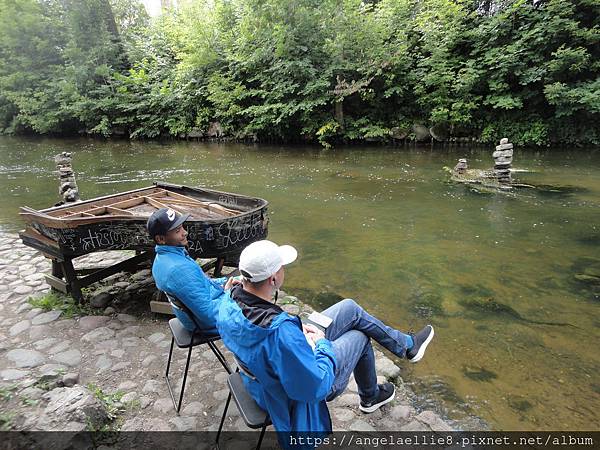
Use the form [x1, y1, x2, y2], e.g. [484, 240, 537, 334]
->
[20, 182, 269, 258]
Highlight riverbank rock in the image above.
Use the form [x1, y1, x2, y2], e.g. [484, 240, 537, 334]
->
[207, 121, 224, 138]
[430, 123, 450, 141]
[7, 349, 46, 368]
[390, 127, 408, 140]
[40, 386, 108, 429]
[413, 124, 431, 142]
[90, 290, 113, 309]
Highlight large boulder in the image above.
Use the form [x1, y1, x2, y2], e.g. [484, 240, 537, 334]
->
[22, 386, 109, 431]
[430, 123, 450, 141]
[207, 121, 224, 138]
[90, 291, 113, 309]
[6, 349, 46, 368]
[413, 124, 431, 142]
[390, 126, 408, 140]
[43, 386, 108, 426]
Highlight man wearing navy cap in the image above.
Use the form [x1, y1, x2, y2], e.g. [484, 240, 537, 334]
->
[147, 208, 237, 333]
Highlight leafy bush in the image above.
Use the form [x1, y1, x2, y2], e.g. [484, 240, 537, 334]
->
[0, 0, 598, 146]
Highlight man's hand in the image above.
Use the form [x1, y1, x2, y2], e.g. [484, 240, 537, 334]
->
[224, 276, 242, 291]
[303, 324, 325, 345]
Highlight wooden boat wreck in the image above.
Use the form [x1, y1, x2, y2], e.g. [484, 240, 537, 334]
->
[19, 182, 269, 301]
[21, 182, 269, 257]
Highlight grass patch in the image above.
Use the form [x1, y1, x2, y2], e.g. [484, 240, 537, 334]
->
[0, 384, 18, 401]
[125, 398, 141, 412]
[33, 379, 55, 391]
[87, 384, 125, 422]
[0, 412, 14, 431]
[28, 292, 100, 318]
[20, 396, 39, 407]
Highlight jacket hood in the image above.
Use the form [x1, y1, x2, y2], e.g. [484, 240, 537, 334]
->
[218, 295, 298, 355]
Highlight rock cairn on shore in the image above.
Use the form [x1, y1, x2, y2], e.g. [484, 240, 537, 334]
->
[493, 138, 513, 184]
[54, 152, 80, 203]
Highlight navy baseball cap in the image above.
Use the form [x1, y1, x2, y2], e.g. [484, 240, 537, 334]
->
[147, 208, 190, 238]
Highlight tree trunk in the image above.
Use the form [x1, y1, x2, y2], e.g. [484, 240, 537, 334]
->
[334, 100, 344, 131]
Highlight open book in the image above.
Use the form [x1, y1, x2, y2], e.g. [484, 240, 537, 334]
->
[302, 311, 333, 349]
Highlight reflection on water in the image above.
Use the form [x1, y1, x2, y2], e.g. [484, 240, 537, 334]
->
[1, 136, 599, 430]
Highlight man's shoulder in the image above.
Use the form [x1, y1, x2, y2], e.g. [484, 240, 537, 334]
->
[271, 313, 304, 339]
[153, 252, 197, 272]
[152, 254, 200, 289]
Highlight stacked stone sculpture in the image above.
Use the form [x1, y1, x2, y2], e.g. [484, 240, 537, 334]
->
[453, 158, 468, 174]
[54, 152, 80, 203]
[493, 138, 513, 183]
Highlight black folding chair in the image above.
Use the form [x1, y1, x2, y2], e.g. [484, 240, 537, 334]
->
[216, 355, 271, 450]
[164, 292, 232, 414]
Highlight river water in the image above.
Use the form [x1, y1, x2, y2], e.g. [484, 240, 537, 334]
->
[1, 136, 598, 430]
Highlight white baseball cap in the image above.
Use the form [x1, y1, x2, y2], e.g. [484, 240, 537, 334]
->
[239, 240, 298, 282]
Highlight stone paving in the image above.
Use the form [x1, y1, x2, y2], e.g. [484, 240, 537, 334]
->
[0, 231, 454, 441]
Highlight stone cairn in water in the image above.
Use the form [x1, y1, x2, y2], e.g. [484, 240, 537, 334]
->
[493, 138, 513, 184]
[55, 152, 80, 203]
[453, 158, 468, 174]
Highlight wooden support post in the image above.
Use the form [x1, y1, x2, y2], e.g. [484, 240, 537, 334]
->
[61, 257, 83, 303]
[51, 260, 63, 278]
[214, 257, 225, 278]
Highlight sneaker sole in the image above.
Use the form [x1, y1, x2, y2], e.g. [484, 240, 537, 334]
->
[358, 389, 395, 413]
[409, 326, 434, 363]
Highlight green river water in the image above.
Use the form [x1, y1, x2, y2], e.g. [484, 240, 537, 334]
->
[1, 136, 599, 430]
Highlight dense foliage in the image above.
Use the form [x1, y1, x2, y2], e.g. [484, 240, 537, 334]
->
[0, 0, 598, 146]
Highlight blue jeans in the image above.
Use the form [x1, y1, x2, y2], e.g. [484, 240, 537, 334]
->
[321, 299, 412, 403]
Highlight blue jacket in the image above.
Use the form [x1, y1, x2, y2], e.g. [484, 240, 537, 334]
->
[217, 287, 337, 448]
[152, 245, 228, 333]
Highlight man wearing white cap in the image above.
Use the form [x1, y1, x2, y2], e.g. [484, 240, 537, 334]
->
[217, 240, 434, 447]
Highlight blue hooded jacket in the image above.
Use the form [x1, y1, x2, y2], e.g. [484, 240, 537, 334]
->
[217, 287, 337, 448]
[152, 245, 228, 332]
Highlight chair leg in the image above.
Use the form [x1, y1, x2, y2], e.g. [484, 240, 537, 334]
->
[256, 424, 267, 450]
[176, 345, 193, 414]
[208, 340, 232, 374]
[216, 391, 232, 444]
[165, 337, 175, 377]
[165, 337, 180, 413]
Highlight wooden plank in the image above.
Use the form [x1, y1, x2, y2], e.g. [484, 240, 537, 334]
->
[44, 274, 68, 293]
[154, 198, 205, 206]
[106, 206, 135, 216]
[153, 199, 222, 219]
[85, 206, 108, 216]
[144, 196, 189, 215]
[40, 187, 163, 217]
[150, 300, 175, 315]
[77, 251, 152, 287]
[207, 203, 238, 216]
[101, 196, 147, 210]
[163, 191, 238, 215]
[19, 229, 63, 259]
[75, 267, 105, 276]
[20, 227, 59, 249]
[200, 258, 217, 272]
[141, 189, 168, 198]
